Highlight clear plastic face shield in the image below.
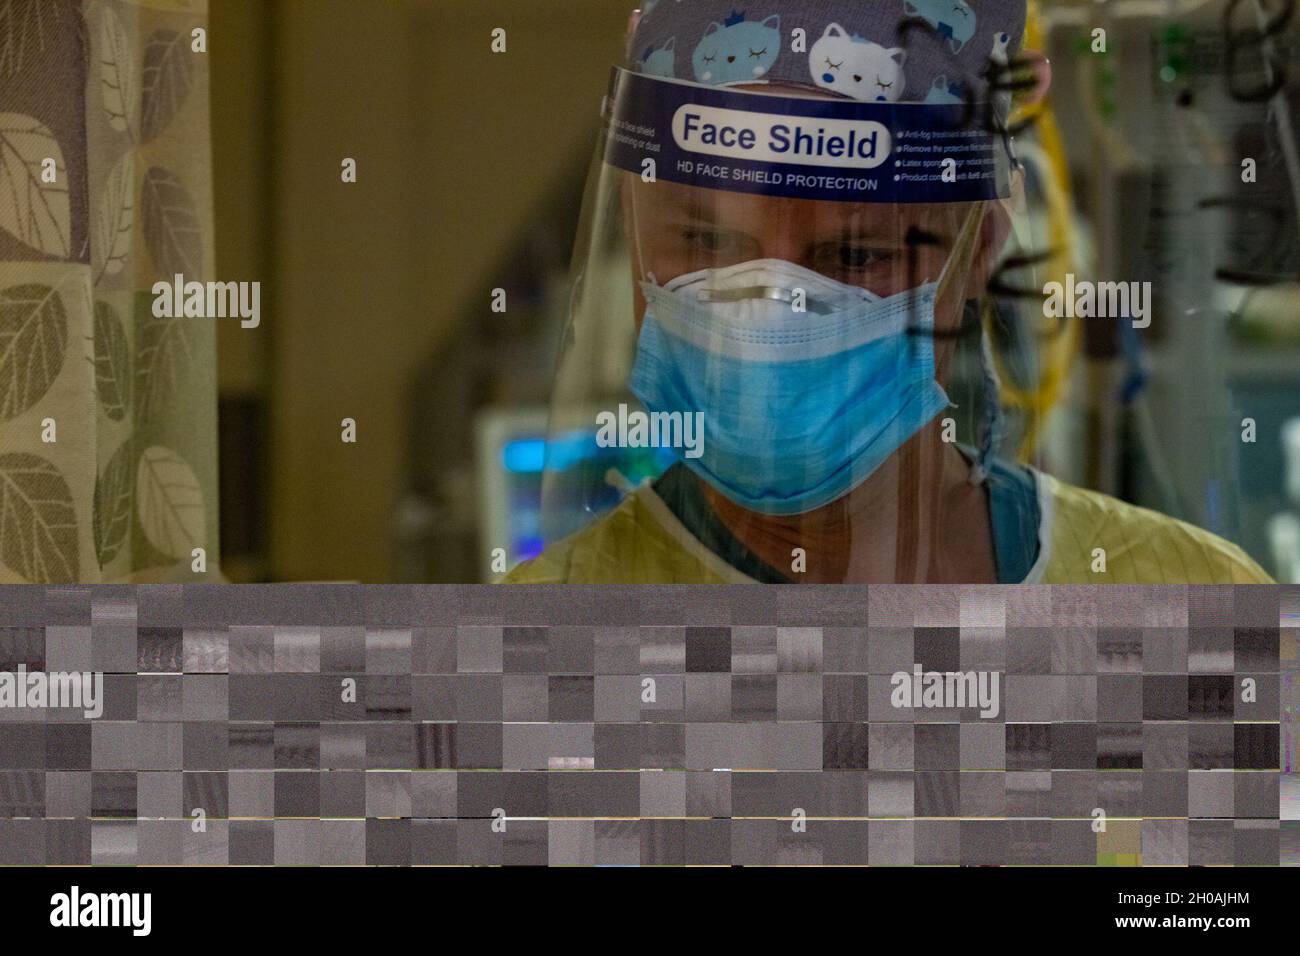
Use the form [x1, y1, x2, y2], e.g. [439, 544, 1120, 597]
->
[539, 66, 1034, 583]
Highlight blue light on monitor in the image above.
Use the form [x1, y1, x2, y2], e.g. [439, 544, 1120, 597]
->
[501, 430, 680, 477]
[502, 438, 547, 474]
[503, 431, 605, 473]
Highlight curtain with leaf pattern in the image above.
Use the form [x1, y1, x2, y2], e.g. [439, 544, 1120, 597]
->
[0, 0, 218, 582]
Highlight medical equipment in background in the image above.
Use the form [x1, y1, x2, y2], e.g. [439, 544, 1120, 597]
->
[474, 408, 551, 581]
[396, 141, 680, 582]
[473, 406, 677, 580]
[393, 186, 582, 583]
[1039, 0, 1300, 573]
[990, 1, 1085, 468]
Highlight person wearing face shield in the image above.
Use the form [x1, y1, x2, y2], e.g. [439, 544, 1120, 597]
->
[504, 0, 1273, 585]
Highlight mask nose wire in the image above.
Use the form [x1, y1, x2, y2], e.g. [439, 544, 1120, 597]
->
[698, 286, 795, 304]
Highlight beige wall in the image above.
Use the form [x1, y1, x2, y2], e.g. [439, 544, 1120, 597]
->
[211, 0, 270, 397]
[213, 0, 626, 581]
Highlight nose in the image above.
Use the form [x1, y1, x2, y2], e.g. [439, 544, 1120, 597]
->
[727, 55, 736, 63]
[822, 72, 835, 83]
[854, 74, 862, 82]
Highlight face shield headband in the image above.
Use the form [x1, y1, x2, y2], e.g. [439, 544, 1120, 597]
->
[602, 67, 1016, 206]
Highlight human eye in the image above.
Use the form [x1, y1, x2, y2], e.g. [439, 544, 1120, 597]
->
[813, 241, 897, 277]
[682, 227, 746, 258]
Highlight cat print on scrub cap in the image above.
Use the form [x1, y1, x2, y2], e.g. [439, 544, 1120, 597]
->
[903, 0, 977, 53]
[638, 37, 677, 77]
[628, 0, 1028, 118]
[692, 11, 782, 85]
[809, 24, 907, 102]
[924, 75, 966, 104]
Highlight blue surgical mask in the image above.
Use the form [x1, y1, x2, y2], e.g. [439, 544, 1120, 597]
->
[629, 259, 952, 516]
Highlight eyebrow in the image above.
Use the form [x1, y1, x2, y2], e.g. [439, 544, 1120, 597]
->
[651, 185, 720, 222]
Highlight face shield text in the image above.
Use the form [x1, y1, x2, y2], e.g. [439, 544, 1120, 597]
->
[673, 104, 891, 170]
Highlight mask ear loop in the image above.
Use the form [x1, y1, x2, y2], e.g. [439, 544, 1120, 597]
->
[627, 181, 657, 288]
[930, 204, 999, 486]
[970, 310, 1005, 486]
[932, 202, 986, 314]
[961, 201, 1003, 487]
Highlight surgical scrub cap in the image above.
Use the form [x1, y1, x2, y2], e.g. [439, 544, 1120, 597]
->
[631, 0, 1027, 109]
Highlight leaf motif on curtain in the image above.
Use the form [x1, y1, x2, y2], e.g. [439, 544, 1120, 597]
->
[94, 152, 135, 280]
[136, 444, 203, 559]
[141, 28, 193, 142]
[0, 0, 216, 583]
[0, 282, 69, 420]
[134, 307, 192, 424]
[93, 437, 133, 568]
[0, 451, 78, 581]
[93, 298, 130, 420]
[99, 5, 138, 138]
[0, 112, 71, 258]
[141, 164, 200, 277]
